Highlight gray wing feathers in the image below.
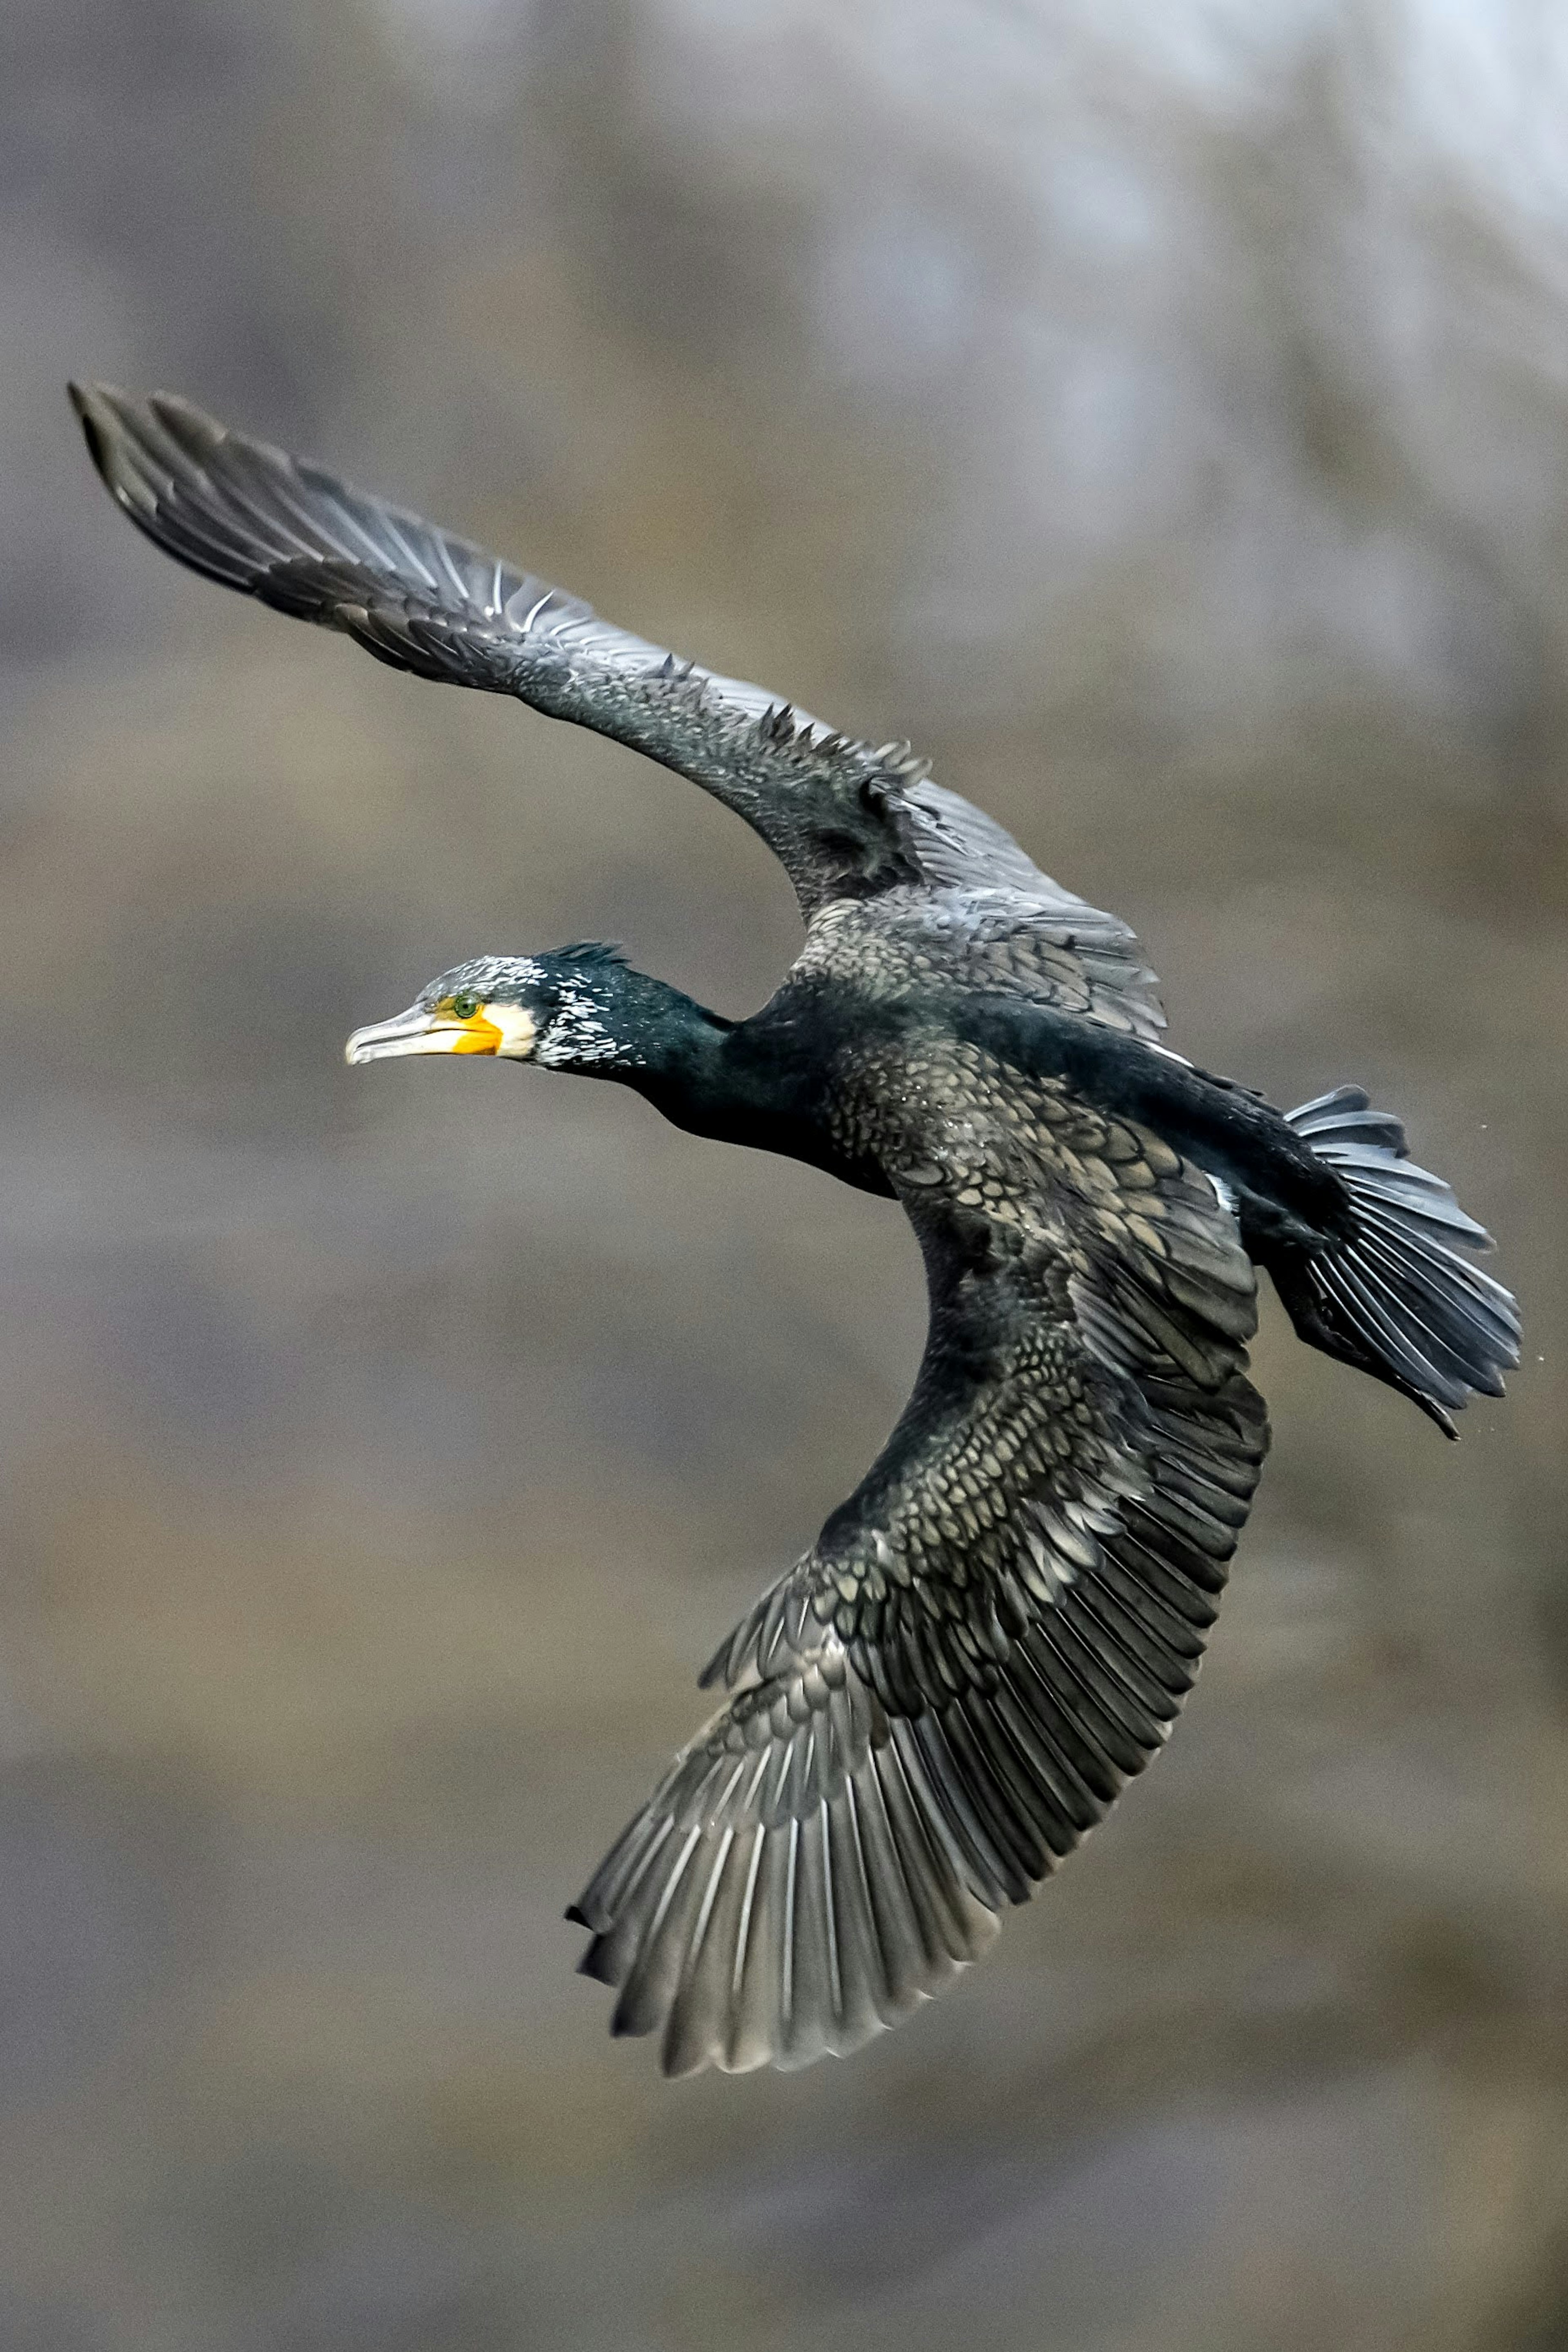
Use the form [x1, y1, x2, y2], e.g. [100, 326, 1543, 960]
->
[901, 775, 1091, 901]
[74, 385, 1165, 1029]
[71, 381, 742, 719]
[572, 1368, 1259, 2078]
[895, 779, 1167, 1038]
[570, 1654, 998, 2075]
[572, 1145, 1267, 2076]
[70, 383, 851, 850]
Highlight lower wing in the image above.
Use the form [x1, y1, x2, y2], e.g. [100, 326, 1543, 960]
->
[571, 1088, 1268, 2073]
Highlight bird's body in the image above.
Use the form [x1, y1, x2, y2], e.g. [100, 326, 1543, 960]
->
[73, 383, 1521, 2077]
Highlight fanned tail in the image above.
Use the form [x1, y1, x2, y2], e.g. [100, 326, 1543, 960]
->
[1278, 1088, 1520, 1436]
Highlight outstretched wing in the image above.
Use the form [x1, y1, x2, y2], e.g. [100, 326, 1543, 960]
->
[570, 1060, 1268, 2073]
[71, 383, 1161, 1032]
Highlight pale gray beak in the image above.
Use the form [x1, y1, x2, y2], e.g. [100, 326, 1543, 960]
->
[345, 997, 523, 1065]
[345, 1004, 450, 1065]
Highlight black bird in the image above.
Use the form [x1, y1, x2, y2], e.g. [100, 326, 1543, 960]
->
[72, 384, 1520, 2077]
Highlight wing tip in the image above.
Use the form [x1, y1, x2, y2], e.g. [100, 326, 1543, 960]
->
[68, 379, 117, 484]
[69, 379, 209, 506]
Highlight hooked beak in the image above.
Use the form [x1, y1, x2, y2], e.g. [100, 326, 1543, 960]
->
[345, 1001, 511, 1065]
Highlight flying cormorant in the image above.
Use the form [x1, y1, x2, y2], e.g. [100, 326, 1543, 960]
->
[71, 385, 1520, 2078]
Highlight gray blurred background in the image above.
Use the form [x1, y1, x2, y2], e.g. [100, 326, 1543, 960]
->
[5, 1, 1567, 2345]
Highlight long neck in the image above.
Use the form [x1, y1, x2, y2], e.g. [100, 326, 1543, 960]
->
[598, 973, 895, 1198]
[581, 972, 735, 1115]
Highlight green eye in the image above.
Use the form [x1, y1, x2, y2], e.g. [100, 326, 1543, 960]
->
[450, 992, 480, 1021]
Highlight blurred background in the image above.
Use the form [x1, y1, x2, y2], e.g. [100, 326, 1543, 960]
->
[4, 0, 1567, 2345]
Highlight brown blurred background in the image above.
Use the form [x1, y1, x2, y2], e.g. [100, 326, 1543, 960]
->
[6, 1, 1568, 2345]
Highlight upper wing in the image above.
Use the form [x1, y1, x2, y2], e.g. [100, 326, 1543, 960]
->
[874, 780, 1166, 1037]
[71, 383, 1162, 1033]
[570, 1068, 1267, 2073]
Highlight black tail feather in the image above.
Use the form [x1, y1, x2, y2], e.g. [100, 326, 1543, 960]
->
[1274, 1088, 1520, 1437]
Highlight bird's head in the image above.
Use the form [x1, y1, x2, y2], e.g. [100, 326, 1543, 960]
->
[345, 943, 644, 1074]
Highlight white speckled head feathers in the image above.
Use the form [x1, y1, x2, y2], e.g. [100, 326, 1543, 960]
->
[409, 944, 645, 1070]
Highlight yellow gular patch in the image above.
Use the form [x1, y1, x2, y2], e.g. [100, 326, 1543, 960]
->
[448, 1008, 503, 1054]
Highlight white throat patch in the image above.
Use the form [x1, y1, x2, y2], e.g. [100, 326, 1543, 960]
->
[488, 1001, 539, 1059]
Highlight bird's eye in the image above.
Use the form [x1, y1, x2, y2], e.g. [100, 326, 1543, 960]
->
[450, 992, 480, 1021]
